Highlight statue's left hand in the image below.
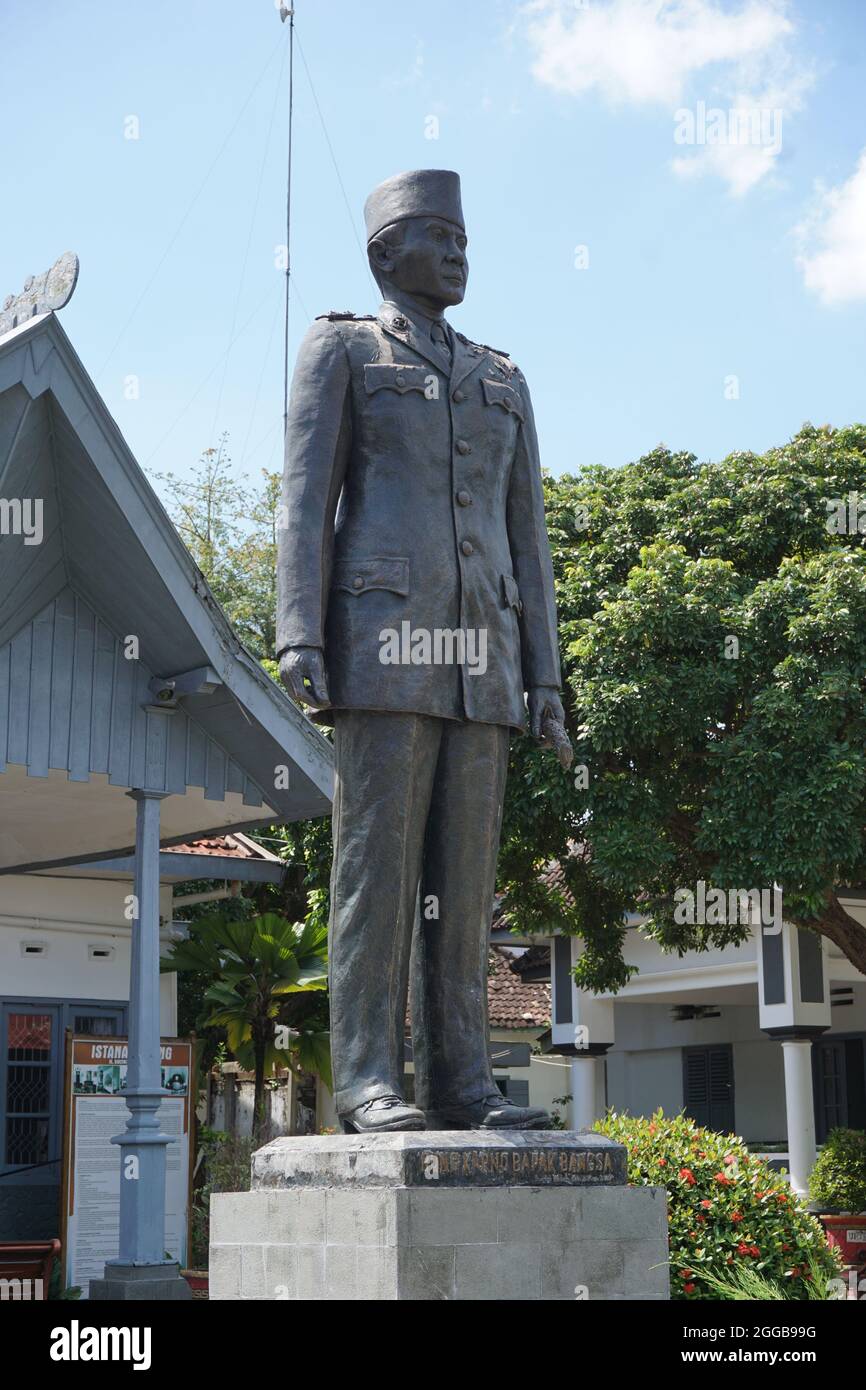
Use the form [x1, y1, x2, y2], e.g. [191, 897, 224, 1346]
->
[528, 687, 573, 769]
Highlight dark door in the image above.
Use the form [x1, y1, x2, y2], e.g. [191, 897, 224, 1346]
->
[683, 1045, 735, 1133]
[814, 1036, 866, 1143]
[0, 1001, 127, 1241]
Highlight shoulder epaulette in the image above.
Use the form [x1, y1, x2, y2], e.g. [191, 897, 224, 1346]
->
[455, 330, 512, 360]
[316, 310, 376, 322]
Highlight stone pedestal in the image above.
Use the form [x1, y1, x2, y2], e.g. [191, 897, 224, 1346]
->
[210, 1131, 669, 1301]
[89, 1261, 192, 1301]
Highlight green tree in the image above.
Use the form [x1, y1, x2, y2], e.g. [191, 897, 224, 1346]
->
[152, 434, 282, 666]
[160, 424, 866, 994]
[153, 437, 332, 923]
[499, 423, 866, 988]
[162, 912, 329, 1141]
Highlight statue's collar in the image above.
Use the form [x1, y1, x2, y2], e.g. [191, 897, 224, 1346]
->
[378, 298, 447, 336]
[377, 300, 452, 373]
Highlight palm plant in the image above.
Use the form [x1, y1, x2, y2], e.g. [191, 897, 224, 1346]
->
[162, 912, 329, 1140]
[677, 1247, 842, 1301]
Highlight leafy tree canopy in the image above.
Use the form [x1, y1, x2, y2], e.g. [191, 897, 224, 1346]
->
[500, 423, 866, 988]
[157, 424, 866, 994]
[152, 433, 281, 670]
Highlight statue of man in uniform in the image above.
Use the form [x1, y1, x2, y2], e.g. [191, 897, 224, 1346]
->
[277, 169, 567, 1132]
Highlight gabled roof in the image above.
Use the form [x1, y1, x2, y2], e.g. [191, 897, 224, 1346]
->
[164, 833, 282, 862]
[487, 946, 550, 1029]
[35, 832, 287, 885]
[0, 312, 333, 872]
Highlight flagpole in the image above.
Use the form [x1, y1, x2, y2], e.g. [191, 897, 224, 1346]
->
[280, 3, 295, 440]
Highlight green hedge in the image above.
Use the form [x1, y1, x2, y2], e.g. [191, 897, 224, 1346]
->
[808, 1128, 866, 1213]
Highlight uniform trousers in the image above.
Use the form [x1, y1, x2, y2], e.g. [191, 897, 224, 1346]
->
[329, 709, 510, 1114]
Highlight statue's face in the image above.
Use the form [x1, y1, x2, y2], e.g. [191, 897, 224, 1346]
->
[375, 216, 468, 310]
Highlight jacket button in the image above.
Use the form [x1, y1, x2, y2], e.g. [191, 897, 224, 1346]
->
[457, 490, 472, 507]
[461, 540, 474, 556]
[353, 576, 364, 589]
[456, 439, 471, 455]
[452, 389, 465, 403]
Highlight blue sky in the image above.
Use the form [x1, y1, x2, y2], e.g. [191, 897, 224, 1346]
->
[1, 0, 865, 484]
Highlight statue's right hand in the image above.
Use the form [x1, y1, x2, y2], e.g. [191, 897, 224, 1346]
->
[278, 646, 330, 709]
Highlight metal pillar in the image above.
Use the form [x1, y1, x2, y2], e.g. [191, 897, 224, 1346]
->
[90, 789, 191, 1300]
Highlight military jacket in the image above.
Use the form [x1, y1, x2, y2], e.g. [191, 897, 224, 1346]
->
[276, 301, 561, 731]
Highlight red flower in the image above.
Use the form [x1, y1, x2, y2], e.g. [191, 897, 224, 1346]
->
[737, 1241, 750, 1256]
[648, 1122, 657, 1135]
[749, 1246, 760, 1258]
[723, 1152, 736, 1166]
[679, 1167, 696, 1185]
[681, 1269, 694, 1279]
[658, 1158, 667, 1166]
[730, 1211, 744, 1223]
[776, 1193, 788, 1204]
[700, 1199, 713, 1209]
[696, 1213, 706, 1224]
[683, 1283, 696, 1295]
[714, 1172, 732, 1186]
[781, 1243, 791, 1252]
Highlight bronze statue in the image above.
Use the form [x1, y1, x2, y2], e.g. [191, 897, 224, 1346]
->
[277, 170, 568, 1132]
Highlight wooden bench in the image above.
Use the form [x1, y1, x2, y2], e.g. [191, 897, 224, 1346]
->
[0, 1239, 60, 1300]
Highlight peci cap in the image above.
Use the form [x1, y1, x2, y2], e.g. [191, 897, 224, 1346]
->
[364, 169, 464, 244]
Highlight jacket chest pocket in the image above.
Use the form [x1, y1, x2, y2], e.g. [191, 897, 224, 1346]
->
[481, 377, 525, 422]
[364, 363, 433, 398]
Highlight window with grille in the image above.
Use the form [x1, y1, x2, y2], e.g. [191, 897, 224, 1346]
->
[5, 1013, 53, 1166]
[1, 1001, 127, 1177]
[73, 1014, 119, 1036]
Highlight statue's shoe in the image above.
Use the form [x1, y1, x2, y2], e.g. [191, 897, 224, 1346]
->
[340, 1095, 426, 1133]
[429, 1094, 552, 1130]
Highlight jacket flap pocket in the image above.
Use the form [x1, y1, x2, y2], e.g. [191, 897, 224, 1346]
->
[364, 363, 429, 395]
[482, 377, 524, 420]
[501, 573, 523, 613]
[333, 556, 410, 597]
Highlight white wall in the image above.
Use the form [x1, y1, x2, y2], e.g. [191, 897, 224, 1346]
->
[604, 993, 866, 1143]
[732, 1040, 787, 1141]
[0, 872, 178, 1033]
[528, 1053, 573, 1114]
[622, 926, 757, 976]
[606, 1046, 683, 1119]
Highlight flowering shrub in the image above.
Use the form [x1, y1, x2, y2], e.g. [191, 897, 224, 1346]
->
[594, 1109, 839, 1300]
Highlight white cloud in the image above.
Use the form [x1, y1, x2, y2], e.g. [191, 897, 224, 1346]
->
[522, 0, 812, 195]
[795, 150, 866, 306]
